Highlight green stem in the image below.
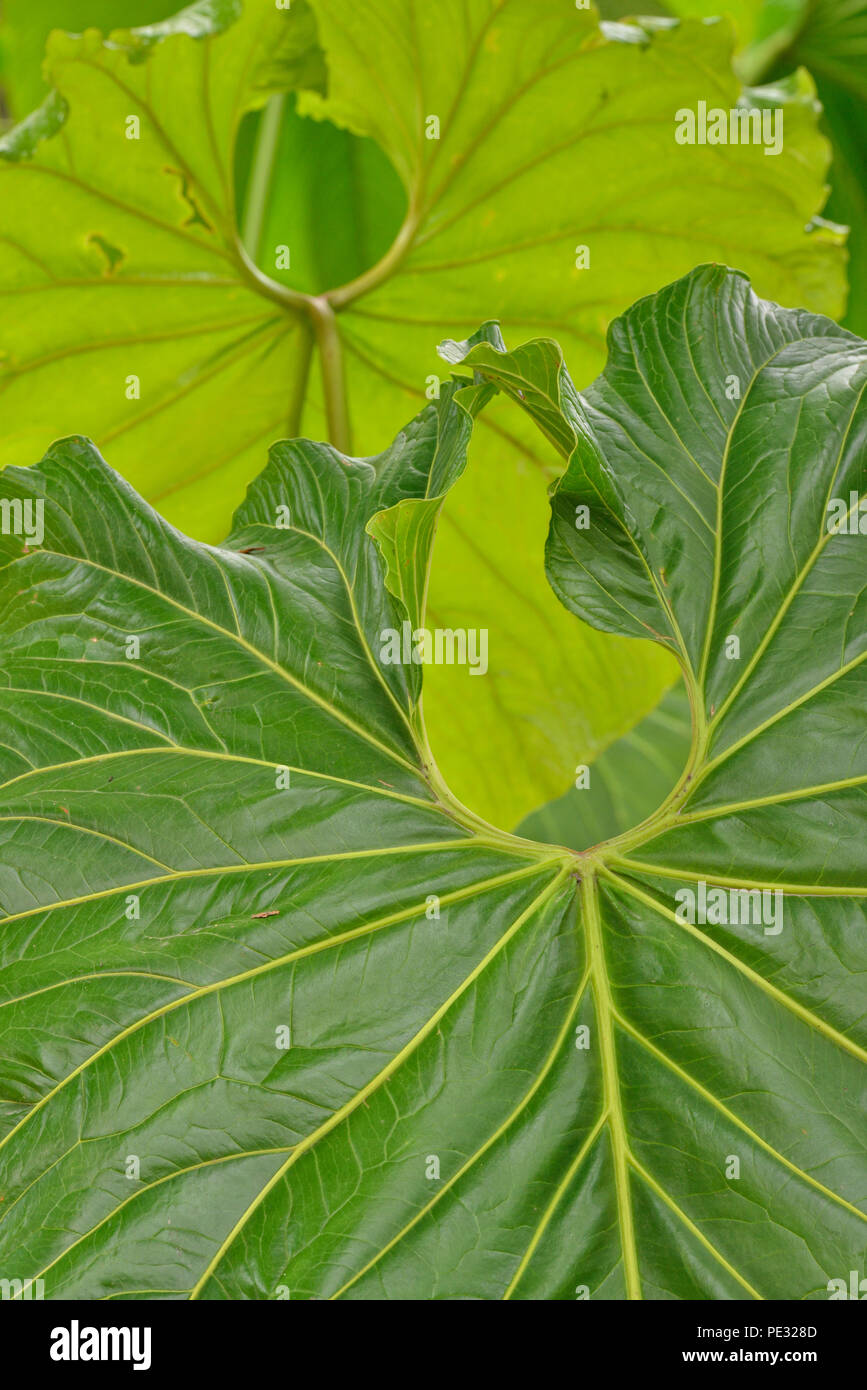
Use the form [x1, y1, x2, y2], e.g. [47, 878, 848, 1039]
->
[235, 95, 333, 442]
[241, 93, 286, 264]
[325, 201, 421, 310]
[583, 874, 642, 1299]
[309, 294, 352, 452]
[287, 319, 315, 437]
[236, 101, 430, 449]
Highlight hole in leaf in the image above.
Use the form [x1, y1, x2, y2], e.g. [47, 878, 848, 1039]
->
[234, 95, 406, 295]
[85, 232, 125, 274]
[164, 166, 214, 231]
[422, 392, 684, 840]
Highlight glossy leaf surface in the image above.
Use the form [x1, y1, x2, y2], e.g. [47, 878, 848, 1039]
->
[0, 266, 864, 1299]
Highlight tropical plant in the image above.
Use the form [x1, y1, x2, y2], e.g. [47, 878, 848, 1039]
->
[0, 265, 863, 1300]
[0, 0, 849, 825]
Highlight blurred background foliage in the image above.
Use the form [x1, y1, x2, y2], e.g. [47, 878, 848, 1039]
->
[0, 0, 862, 847]
[4, 0, 859, 336]
[3, 0, 861, 337]
[665, 0, 867, 334]
[0, 2, 179, 116]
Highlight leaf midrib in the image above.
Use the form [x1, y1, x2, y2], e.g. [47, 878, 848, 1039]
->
[186, 865, 571, 1300]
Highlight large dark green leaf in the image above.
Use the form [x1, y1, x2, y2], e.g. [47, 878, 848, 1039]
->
[0, 0, 848, 827]
[0, 264, 865, 1299]
[0, 388, 581, 1300]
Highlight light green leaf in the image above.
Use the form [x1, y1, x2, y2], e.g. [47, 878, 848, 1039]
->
[668, 0, 867, 334]
[762, 0, 867, 334]
[0, 0, 181, 121]
[0, 0, 847, 826]
[1, 265, 865, 1299]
